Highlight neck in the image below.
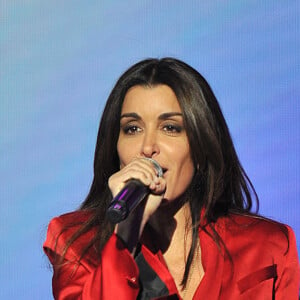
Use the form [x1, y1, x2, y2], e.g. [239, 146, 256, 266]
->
[145, 201, 193, 254]
[143, 201, 204, 298]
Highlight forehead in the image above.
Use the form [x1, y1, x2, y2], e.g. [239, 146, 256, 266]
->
[121, 84, 182, 113]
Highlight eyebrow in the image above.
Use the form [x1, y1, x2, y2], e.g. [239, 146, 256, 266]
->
[158, 112, 183, 120]
[120, 112, 183, 120]
[120, 112, 141, 120]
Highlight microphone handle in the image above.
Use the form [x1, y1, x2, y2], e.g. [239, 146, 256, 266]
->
[106, 179, 149, 224]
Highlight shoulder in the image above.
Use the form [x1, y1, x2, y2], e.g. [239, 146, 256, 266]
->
[45, 210, 94, 242]
[224, 213, 290, 234]
[47, 210, 93, 229]
[43, 210, 97, 261]
[219, 213, 295, 256]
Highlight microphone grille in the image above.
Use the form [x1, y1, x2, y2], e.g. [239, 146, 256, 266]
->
[144, 158, 163, 177]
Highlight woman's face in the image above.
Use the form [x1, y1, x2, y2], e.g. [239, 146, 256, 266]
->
[117, 84, 194, 202]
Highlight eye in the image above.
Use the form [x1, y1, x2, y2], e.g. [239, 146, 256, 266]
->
[162, 124, 182, 134]
[122, 125, 142, 135]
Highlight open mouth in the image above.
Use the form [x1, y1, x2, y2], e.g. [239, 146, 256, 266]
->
[157, 167, 167, 178]
[161, 168, 168, 176]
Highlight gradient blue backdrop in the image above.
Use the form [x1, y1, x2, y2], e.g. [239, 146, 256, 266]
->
[1, 1, 299, 299]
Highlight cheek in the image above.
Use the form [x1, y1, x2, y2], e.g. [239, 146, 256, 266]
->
[117, 138, 125, 167]
[117, 138, 136, 167]
[181, 160, 195, 186]
[167, 150, 195, 198]
[178, 146, 195, 184]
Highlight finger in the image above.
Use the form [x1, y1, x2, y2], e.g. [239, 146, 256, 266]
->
[149, 177, 166, 195]
[117, 160, 159, 188]
[127, 158, 159, 180]
[109, 163, 158, 196]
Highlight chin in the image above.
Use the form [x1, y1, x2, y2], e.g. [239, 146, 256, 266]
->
[160, 192, 185, 206]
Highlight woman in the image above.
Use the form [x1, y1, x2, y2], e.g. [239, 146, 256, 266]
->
[44, 58, 299, 299]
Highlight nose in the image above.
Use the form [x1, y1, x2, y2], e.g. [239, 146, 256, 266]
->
[140, 129, 160, 158]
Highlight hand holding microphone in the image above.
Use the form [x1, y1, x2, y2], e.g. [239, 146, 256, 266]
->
[107, 158, 165, 224]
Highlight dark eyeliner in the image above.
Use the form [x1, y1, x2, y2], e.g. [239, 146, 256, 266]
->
[164, 124, 183, 133]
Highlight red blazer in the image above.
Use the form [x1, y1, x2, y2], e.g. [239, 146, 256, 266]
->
[44, 211, 299, 299]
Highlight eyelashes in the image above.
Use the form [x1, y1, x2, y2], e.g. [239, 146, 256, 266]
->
[122, 125, 141, 135]
[162, 124, 182, 134]
[121, 123, 183, 136]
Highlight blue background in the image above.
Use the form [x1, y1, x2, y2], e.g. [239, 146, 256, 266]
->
[1, 1, 299, 299]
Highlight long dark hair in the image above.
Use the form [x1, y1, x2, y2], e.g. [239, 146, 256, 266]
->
[60, 57, 258, 286]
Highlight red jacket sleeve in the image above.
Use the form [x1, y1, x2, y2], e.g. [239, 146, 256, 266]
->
[43, 216, 140, 300]
[274, 225, 300, 299]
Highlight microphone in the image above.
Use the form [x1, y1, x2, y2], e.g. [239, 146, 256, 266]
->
[106, 158, 163, 224]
